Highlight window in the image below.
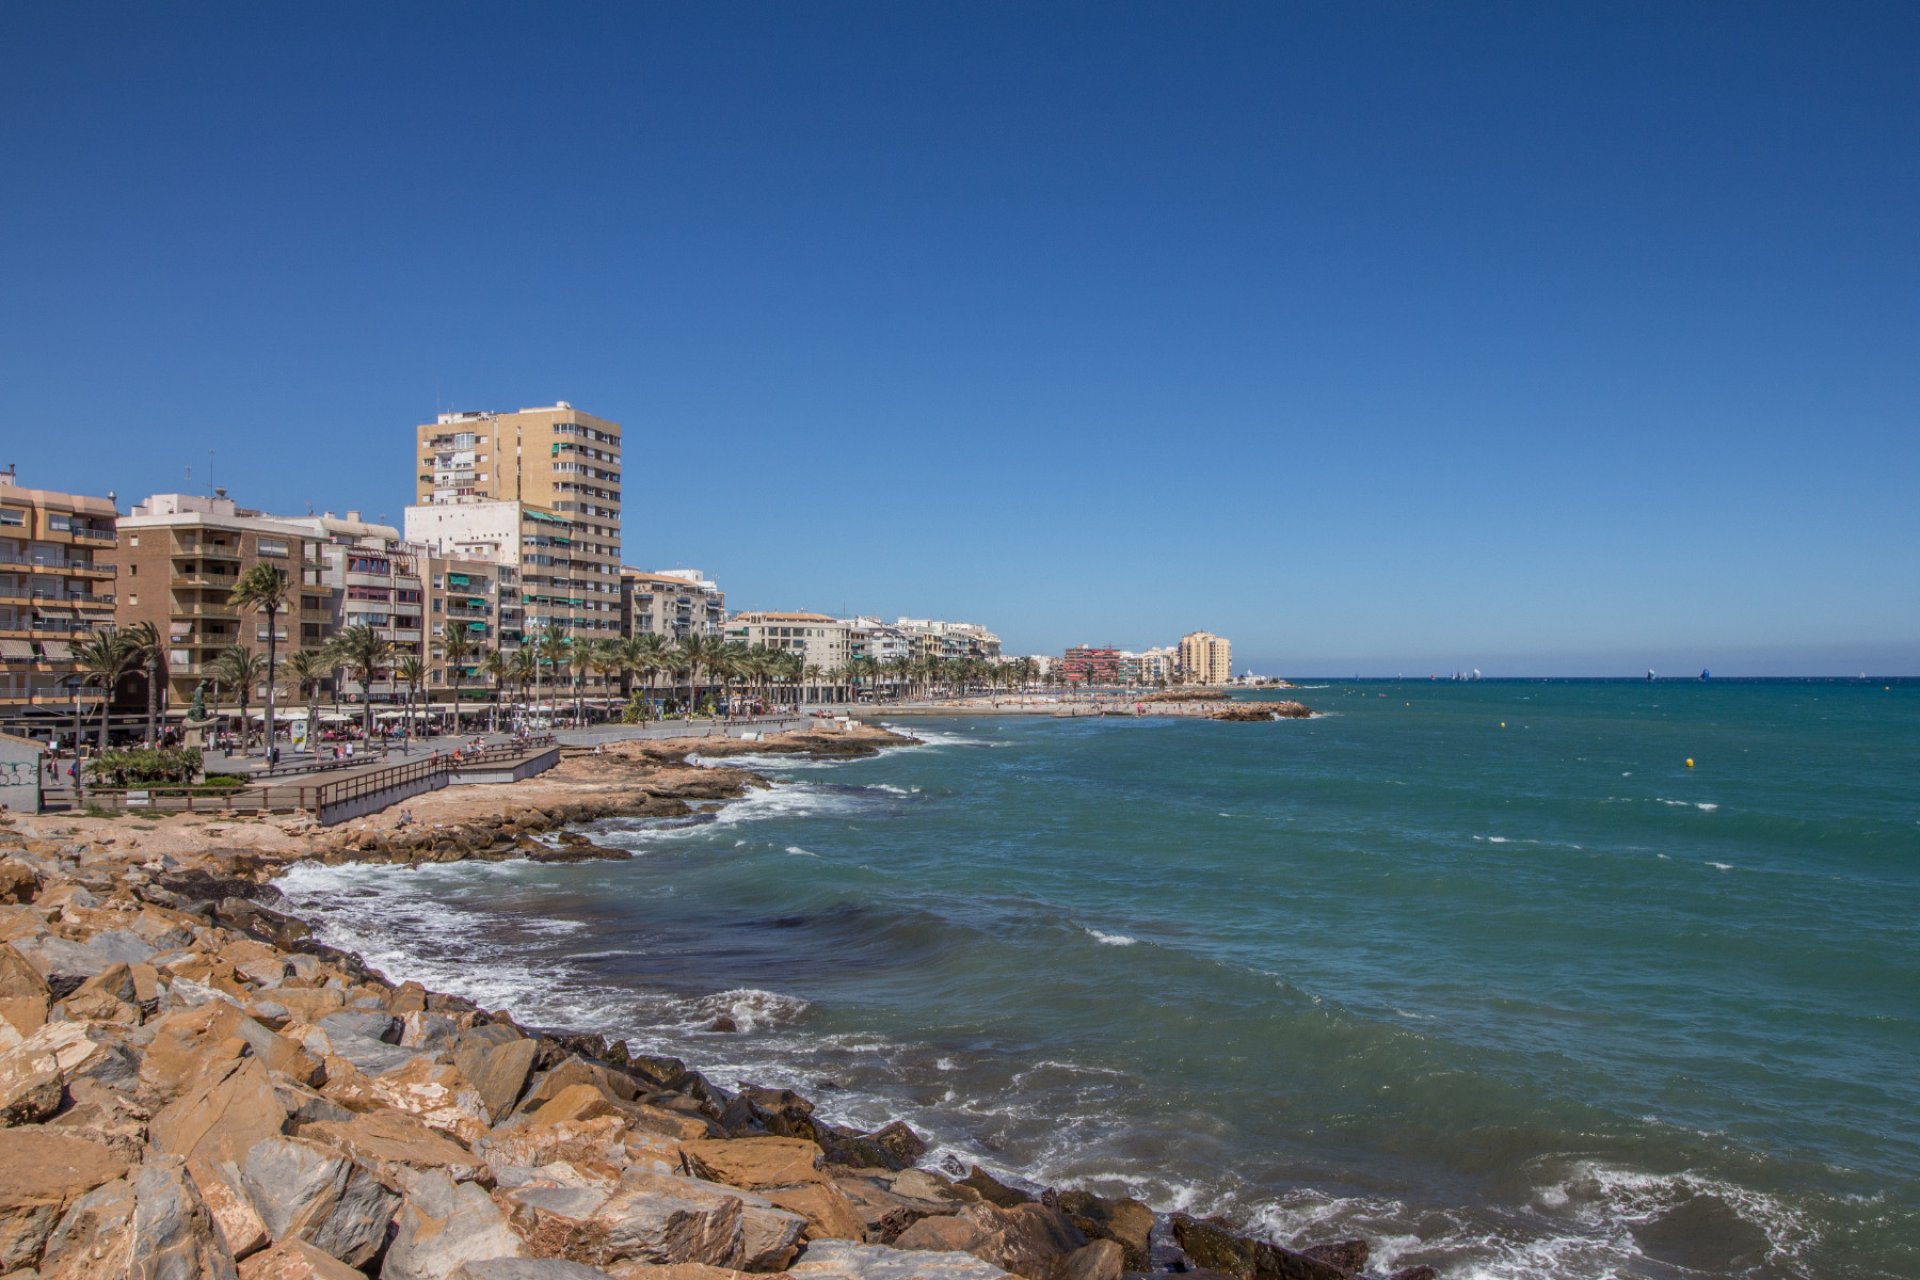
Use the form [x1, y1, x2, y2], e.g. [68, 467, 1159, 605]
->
[257, 538, 289, 558]
[48, 516, 71, 532]
[0, 509, 22, 527]
[128, 594, 138, 606]
[128, 564, 137, 577]
[129, 534, 139, 547]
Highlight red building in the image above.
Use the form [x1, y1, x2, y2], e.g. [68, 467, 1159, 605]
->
[1061, 645, 1120, 685]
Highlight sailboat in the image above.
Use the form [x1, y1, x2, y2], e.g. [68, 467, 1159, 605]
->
[1699, 668, 1711, 681]
[1647, 669, 1656, 682]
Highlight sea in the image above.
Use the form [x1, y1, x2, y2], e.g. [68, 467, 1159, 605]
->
[277, 679, 1919, 1280]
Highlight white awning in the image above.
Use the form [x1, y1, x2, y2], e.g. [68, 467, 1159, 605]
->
[0, 639, 35, 660]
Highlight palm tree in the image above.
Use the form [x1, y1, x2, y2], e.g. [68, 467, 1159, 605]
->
[229, 563, 293, 759]
[509, 648, 538, 723]
[122, 620, 165, 742]
[393, 655, 427, 740]
[479, 648, 509, 731]
[675, 633, 721, 717]
[533, 624, 570, 719]
[69, 627, 141, 752]
[210, 645, 266, 746]
[441, 625, 476, 733]
[326, 624, 392, 740]
[281, 648, 329, 753]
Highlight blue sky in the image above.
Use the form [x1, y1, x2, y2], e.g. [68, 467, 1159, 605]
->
[3, 3, 1915, 674]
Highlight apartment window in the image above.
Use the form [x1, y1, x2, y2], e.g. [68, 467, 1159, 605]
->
[128, 564, 137, 577]
[129, 534, 139, 546]
[258, 538, 289, 558]
[48, 515, 71, 532]
[128, 594, 138, 606]
[0, 509, 22, 527]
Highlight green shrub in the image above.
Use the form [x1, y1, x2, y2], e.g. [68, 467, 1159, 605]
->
[85, 746, 204, 787]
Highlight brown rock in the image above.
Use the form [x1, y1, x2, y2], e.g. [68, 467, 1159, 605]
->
[128, 1155, 242, 1280]
[19, 1019, 139, 1093]
[38, 1174, 135, 1278]
[0, 1129, 132, 1270]
[892, 1201, 1086, 1280]
[453, 1035, 539, 1122]
[533, 1080, 627, 1126]
[0, 1046, 63, 1125]
[369, 1055, 494, 1144]
[149, 1055, 290, 1166]
[0, 941, 51, 1038]
[190, 1156, 273, 1261]
[1054, 1191, 1154, 1272]
[500, 1171, 748, 1269]
[139, 1003, 253, 1100]
[762, 1182, 866, 1242]
[679, 1137, 826, 1191]
[237, 1238, 368, 1279]
[1170, 1215, 1347, 1280]
[383, 1167, 526, 1280]
[958, 1168, 1031, 1210]
[301, 1109, 490, 1185]
[0, 860, 40, 905]
[1056, 1239, 1125, 1280]
[1297, 1239, 1368, 1275]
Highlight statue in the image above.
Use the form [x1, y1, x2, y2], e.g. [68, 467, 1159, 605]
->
[190, 681, 206, 723]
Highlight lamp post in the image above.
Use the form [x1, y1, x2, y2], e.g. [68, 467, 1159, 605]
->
[60, 674, 85, 802]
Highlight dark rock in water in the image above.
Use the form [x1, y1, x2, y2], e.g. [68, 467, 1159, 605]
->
[1298, 1239, 1368, 1274]
[820, 1118, 928, 1171]
[707, 1015, 738, 1033]
[961, 1165, 1034, 1209]
[1386, 1268, 1437, 1280]
[815, 1077, 843, 1091]
[1056, 1189, 1154, 1272]
[1171, 1214, 1348, 1280]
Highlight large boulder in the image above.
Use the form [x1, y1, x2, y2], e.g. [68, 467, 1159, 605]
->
[762, 1181, 868, 1242]
[0, 941, 51, 1038]
[1170, 1215, 1348, 1280]
[678, 1136, 826, 1190]
[788, 1239, 1015, 1280]
[383, 1168, 527, 1280]
[238, 1135, 398, 1268]
[499, 1172, 750, 1270]
[127, 1156, 242, 1280]
[453, 1260, 617, 1280]
[1054, 1190, 1154, 1272]
[453, 1035, 538, 1121]
[17, 1019, 139, 1093]
[892, 1200, 1086, 1280]
[38, 1174, 135, 1278]
[149, 1056, 290, 1165]
[0, 1043, 63, 1124]
[0, 1129, 132, 1270]
[369, 1055, 494, 1144]
[0, 858, 41, 904]
[301, 1109, 490, 1185]
[236, 1238, 368, 1279]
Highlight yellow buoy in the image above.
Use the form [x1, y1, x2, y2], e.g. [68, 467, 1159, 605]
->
[1500, 722, 1506, 728]
[1686, 758, 1695, 768]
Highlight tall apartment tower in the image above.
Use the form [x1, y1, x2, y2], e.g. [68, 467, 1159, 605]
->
[408, 403, 622, 692]
[1178, 630, 1233, 686]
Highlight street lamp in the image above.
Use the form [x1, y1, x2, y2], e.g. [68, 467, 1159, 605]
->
[60, 674, 86, 801]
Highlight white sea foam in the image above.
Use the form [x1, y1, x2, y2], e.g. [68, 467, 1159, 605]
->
[785, 845, 820, 857]
[883, 725, 1005, 748]
[692, 988, 812, 1033]
[1696, 802, 1720, 812]
[1085, 928, 1137, 947]
[1707, 861, 1734, 871]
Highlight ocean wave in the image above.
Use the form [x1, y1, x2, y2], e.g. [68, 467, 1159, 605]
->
[882, 725, 1007, 748]
[1084, 928, 1137, 947]
[1707, 861, 1734, 871]
[786, 845, 821, 857]
[689, 751, 837, 772]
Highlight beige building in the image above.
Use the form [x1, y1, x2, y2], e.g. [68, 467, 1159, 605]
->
[725, 611, 852, 674]
[0, 472, 119, 734]
[621, 569, 725, 644]
[1179, 630, 1233, 686]
[411, 402, 622, 656]
[115, 493, 329, 714]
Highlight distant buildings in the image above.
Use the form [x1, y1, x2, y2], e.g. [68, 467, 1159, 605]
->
[725, 612, 852, 672]
[1062, 645, 1121, 685]
[0, 471, 119, 734]
[1179, 631, 1233, 686]
[620, 568, 725, 643]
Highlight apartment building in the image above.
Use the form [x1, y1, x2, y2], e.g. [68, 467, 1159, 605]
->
[1121, 646, 1178, 686]
[1061, 645, 1121, 685]
[115, 493, 327, 712]
[895, 618, 1003, 662]
[1179, 630, 1233, 686]
[425, 553, 507, 697]
[280, 513, 427, 697]
[847, 617, 912, 666]
[620, 568, 725, 644]
[0, 471, 119, 733]
[725, 612, 852, 673]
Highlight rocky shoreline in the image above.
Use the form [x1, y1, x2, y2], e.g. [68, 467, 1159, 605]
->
[0, 724, 1435, 1280]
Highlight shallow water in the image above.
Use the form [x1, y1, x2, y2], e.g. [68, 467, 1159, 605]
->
[278, 679, 1920, 1279]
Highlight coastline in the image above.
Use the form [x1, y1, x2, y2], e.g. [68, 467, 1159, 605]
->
[0, 720, 1422, 1280]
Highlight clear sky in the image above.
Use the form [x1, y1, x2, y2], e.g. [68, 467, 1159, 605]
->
[3, 2, 1915, 675]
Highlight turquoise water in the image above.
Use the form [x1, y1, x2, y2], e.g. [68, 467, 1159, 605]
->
[279, 680, 1919, 1279]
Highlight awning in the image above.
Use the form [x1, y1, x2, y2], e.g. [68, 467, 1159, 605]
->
[0, 638, 35, 660]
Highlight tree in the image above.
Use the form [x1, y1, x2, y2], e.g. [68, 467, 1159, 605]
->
[394, 655, 427, 739]
[674, 633, 721, 717]
[229, 563, 293, 759]
[534, 624, 570, 719]
[325, 624, 392, 740]
[69, 626, 141, 752]
[510, 648, 538, 720]
[210, 645, 266, 744]
[479, 648, 509, 732]
[122, 620, 166, 742]
[281, 648, 329, 753]
[441, 626, 476, 731]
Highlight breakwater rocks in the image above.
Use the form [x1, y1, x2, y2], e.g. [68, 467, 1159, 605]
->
[1208, 702, 1314, 722]
[0, 839, 1435, 1280]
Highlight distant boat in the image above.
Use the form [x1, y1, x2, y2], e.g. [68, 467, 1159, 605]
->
[1700, 668, 1711, 681]
[1647, 669, 1656, 682]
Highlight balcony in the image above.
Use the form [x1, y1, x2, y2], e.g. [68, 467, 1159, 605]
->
[172, 542, 241, 561]
[177, 572, 239, 589]
[170, 602, 239, 618]
[69, 526, 117, 543]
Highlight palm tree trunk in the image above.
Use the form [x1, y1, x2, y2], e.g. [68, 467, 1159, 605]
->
[263, 606, 278, 760]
